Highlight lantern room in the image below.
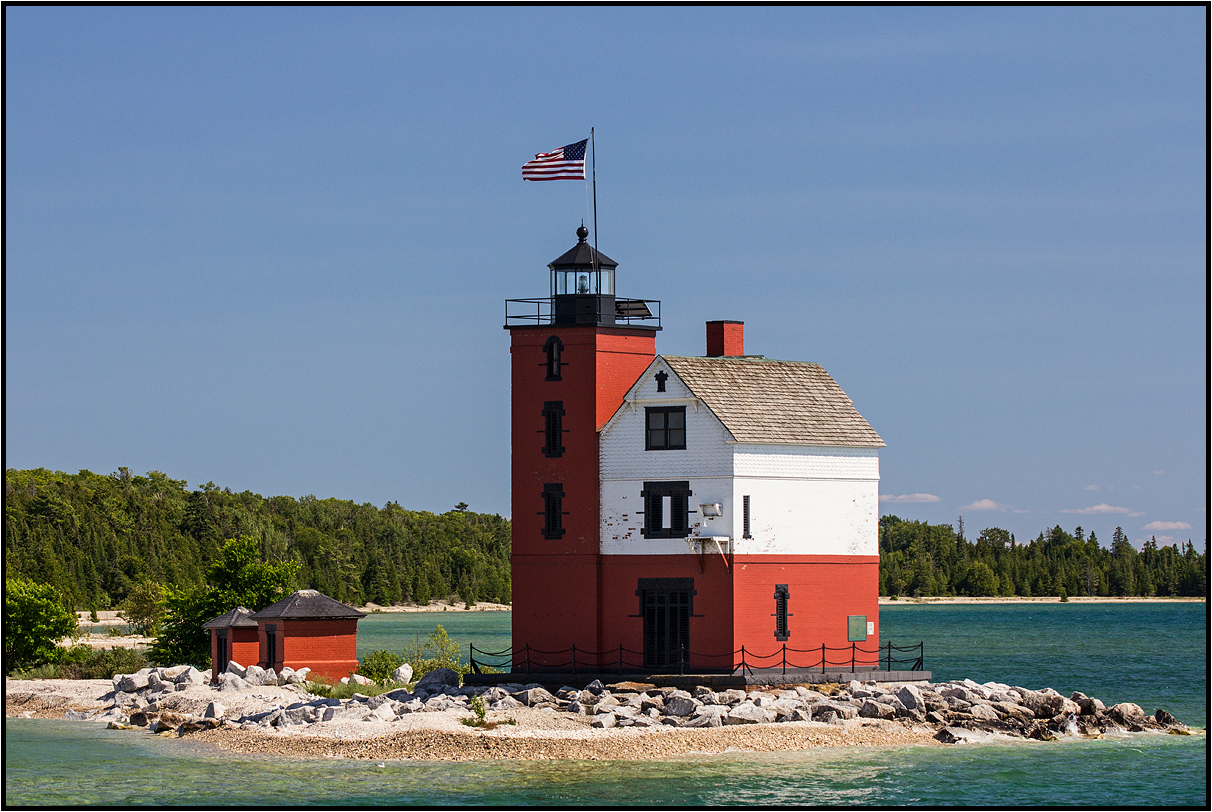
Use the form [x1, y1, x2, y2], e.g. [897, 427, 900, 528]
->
[549, 224, 618, 325]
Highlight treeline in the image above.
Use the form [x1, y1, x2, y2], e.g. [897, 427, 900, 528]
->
[879, 515, 1207, 598]
[4, 468, 511, 612]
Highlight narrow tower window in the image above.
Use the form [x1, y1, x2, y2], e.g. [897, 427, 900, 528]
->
[540, 401, 566, 457]
[654, 370, 668, 392]
[773, 584, 791, 641]
[743, 495, 752, 539]
[541, 483, 566, 539]
[544, 336, 563, 381]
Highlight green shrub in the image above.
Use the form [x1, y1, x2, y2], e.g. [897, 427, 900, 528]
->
[359, 649, 404, 683]
[10, 646, 148, 680]
[4, 579, 78, 674]
[402, 624, 467, 682]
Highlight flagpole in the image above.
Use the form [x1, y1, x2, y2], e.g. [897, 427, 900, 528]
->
[591, 128, 600, 290]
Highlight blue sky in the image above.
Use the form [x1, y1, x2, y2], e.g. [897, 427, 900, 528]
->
[5, 7, 1206, 550]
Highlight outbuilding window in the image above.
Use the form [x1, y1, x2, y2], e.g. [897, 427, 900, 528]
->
[641, 481, 692, 538]
[645, 406, 686, 450]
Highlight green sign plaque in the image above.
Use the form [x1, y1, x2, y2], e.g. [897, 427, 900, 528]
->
[847, 615, 867, 642]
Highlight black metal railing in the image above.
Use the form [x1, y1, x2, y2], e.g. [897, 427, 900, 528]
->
[469, 641, 924, 676]
[504, 297, 661, 327]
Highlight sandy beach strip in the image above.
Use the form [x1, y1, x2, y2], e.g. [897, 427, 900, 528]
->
[879, 596, 1204, 605]
[187, 716, 937, 762]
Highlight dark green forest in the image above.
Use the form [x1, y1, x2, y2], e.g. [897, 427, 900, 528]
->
[4, 468, 510, 612]
[880, 515, 1206, 598]
[4, 468, 1205, 612]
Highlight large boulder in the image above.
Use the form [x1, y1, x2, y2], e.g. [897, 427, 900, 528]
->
[682, 706, 728, 727]
[390, 664, 414, 684]
[114, 670, 151, 693]
[811, 701, 858, 721]
[174, 666, 206, 686]
[516, 687, 558, 707]
[243, 665, 268, 685]
[349, 673, 375, 687]
[970, 703, 1001, 722]
[590, 713, 616, 728]
[664, 695, 701, 717]
[725, 703, 774, 725]
[414, 668, 459, 691]
[717, 689, 748, 706]
[225, 661, 247, 679]
[896, 685, 925, 711]
[160, 665, 190, 681]
[219, 675, 251, 693]
[859, 699, 896, 720]
[203, 701, 227, 719]
[1107, 703, 1148, 726]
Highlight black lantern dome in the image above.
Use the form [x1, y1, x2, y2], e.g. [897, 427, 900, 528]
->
[548, 225, 617, 325]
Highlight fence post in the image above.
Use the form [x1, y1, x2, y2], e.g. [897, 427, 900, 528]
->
[851, 642, 856, 672]
[821, 644, 826, 673]
[781, 644, 787, 676]
[740, 646, 746, 676]
[886, 640, 892, 672]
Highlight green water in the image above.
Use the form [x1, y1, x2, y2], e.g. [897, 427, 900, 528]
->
[5, 603, 1207, 806]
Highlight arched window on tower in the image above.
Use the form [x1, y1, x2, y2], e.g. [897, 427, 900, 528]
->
[544, 336, 563, 381]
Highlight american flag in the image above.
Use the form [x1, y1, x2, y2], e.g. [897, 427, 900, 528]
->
[522, 139, 588, 181]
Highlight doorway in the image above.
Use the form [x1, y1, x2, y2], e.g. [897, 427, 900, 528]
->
[639, 578, 693, 669]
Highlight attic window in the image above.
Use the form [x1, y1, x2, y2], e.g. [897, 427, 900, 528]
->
[654, 370, 668, 392]
[645, 406, 686, 450]
[544, 336, 563, 381]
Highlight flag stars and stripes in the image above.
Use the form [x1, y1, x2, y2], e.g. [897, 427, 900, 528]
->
[522, 139, 588, 181]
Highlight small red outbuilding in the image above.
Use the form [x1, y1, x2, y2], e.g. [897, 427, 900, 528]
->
[247, 590, 366, 682]
[202, 606, 260, 682]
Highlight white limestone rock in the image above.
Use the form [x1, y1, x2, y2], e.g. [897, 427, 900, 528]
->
[390, 664, 414, 684]
[225, 661, 247, 678]
[725, 702, 775, 725]
[204, 701, 227, 719]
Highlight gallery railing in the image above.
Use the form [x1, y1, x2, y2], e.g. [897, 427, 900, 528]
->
[468, 641, 925, 676]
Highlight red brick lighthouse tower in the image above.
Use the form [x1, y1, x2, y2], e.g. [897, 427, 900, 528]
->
[505, 226, 661, 667]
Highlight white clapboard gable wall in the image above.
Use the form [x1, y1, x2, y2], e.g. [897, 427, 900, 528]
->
[599, 355, 881, 557]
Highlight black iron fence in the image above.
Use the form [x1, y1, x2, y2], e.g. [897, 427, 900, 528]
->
[469, 641, 924, 676]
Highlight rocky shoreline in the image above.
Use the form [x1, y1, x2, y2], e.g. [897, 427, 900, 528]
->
[5, 662, 1195, 762]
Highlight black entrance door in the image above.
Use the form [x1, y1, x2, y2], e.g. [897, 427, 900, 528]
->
[643, 588, 691, 669]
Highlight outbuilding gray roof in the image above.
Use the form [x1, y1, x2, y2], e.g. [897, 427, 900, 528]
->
[661, 355, 884, 448]
[249, 590, 366, 621]
[201, 606, 258, 630]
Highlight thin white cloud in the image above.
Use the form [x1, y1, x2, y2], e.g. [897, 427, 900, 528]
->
[1150, 536, 1175, 544]
[961, 499, 1012, 512]
[1143, 521, 1191, 531]
[1061, 503, 1145, 517]
[1085, 484, 1099, 491]
[880, 493, 941, 503]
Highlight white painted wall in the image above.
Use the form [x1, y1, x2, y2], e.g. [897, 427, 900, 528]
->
[599, 357, 881, 558]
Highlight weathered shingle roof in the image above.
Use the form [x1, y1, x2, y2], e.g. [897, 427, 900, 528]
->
[201, 606, 258, 629]
[661, 355, 884, 448]
[249, 590, 366, 621]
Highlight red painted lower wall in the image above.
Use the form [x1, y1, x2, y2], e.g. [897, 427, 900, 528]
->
[732, 556, 880, 670]
[209, 628, 259, 681]
[511, 554, 600, 668]
[512, 552, 879, 672]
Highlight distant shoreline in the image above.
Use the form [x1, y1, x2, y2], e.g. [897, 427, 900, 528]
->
[879, 596, 1204, 605]
[359, 599, 511, 613]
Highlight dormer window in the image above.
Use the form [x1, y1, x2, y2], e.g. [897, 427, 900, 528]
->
[645, 406, 686, 450]
[544, 336, 563, 381]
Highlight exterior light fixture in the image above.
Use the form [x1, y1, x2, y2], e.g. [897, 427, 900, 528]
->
[699, 502, 723, 517]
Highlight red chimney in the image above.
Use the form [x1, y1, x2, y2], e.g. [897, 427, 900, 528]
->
[706, 320, 744, 357]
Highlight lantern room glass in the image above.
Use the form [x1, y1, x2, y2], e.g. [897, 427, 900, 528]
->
[552, 266, 614, 296]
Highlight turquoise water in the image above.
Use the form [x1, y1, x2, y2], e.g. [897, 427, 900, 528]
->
[5, 603, 1207, 806]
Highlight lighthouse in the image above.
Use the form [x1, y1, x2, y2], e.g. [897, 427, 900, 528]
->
[505, 227, 883, 673]
[505, 225, 661, 667]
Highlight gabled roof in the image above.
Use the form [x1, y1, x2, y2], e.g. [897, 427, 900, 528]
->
[660, 355, 884, 448]
[249, 589, 366, 621]
[201, 606, 258, 629]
